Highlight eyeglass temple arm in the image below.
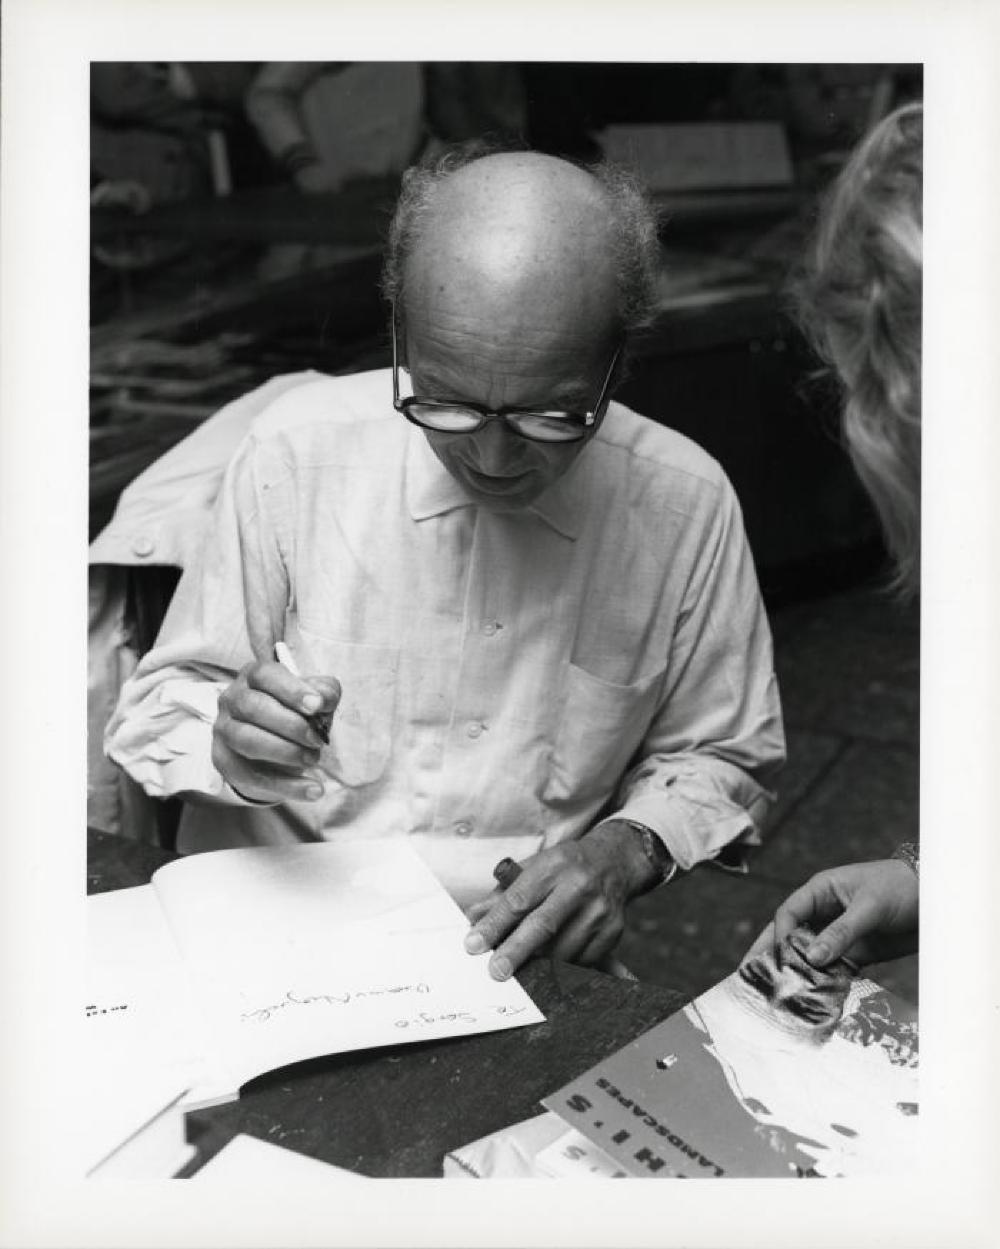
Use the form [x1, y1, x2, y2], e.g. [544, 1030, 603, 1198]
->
[586, 340, 624, 423]
[391, 303, 402, 405]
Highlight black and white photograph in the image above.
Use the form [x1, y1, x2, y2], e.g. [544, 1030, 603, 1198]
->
[85, 54, 924, 1167]
[2, 2, 999, 1247]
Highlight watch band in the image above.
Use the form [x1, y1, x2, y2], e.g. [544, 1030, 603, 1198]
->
[892, 841, 919, 877]
[621, 819, 678, 890]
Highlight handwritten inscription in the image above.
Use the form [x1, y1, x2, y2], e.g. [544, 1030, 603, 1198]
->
[241, 981, 430, 1024]
[394, 1010, 475, 1029]
[86, 1002, 128, 1018]
[394, 1003, 527, 1029]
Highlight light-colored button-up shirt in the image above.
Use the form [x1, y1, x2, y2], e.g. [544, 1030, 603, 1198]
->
[106, 369, 785, 907]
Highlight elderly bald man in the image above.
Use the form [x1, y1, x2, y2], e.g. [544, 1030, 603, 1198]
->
[107, 146, 785, 980]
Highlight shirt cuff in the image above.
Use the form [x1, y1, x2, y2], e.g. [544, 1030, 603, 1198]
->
[597, 787, 763, 873]
[106, 676, 273, 809]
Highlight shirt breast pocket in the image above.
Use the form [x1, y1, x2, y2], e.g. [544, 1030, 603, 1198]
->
[544, 661, 665, 805]
[294, 628, 399, 789]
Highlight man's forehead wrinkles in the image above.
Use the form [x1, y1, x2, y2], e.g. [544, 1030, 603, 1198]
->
[408, 314, 597, 363]
[414, 358, 591, 406]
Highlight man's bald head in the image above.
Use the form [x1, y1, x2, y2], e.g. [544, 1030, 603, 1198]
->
[382, 145, 658, 513]
[383, 144, 659, 344]
[404, 153, 621, 346]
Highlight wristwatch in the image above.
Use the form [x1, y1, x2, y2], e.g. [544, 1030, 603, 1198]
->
[621, 819, 678, 891]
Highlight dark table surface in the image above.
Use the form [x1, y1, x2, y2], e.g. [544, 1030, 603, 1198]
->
[87, 829, 688, 1178]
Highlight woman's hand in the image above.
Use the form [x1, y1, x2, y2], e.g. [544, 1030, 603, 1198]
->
[751, 859, 919, 969]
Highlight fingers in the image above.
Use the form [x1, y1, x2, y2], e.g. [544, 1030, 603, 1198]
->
[221, 714, 321, 769]
[463, 848, 626, 980]
[806, 892, 885, 967]
[772, 871, 844, 949]
[213, 660, 341, 801]
[211, 735, 327, 804]
[465, 892, 499, 925]
[220, 670, 309, 750]
[484, 887, 572, 980]
[464, 871, 543, 971]
[552, 898, 623, 966]
[246, 663, 340, 731]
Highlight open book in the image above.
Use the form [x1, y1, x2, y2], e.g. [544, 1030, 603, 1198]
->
[86, 839, 544, 1113]
[544, 929, 918, 1178]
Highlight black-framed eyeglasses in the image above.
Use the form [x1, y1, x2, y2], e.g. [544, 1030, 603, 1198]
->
[391, 305, 622, 444]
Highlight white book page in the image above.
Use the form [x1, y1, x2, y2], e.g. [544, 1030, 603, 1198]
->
[191, 1134, 368, 1184]
[149, 840, 544, 1093]
[83, 886, 206, 1171]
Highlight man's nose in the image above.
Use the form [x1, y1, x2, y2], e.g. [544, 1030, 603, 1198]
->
[469, 418, 524, 473]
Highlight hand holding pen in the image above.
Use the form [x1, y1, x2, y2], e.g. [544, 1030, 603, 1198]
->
[210, 645, 340, 804]
[274, 642, 334, 744]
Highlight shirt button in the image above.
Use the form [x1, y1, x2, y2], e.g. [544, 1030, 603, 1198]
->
[132, 535, 155, 558]
[466, 721, 485, 739]
[454, 820, 473, 838]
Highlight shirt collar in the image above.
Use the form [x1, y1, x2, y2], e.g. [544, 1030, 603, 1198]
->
[405, 427, 583, 540]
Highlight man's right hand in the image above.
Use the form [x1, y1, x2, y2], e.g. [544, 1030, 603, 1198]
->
[212, 660, 341, 803]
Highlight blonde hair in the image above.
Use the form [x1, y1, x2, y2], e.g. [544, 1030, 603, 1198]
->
[794, 103, 923, 595]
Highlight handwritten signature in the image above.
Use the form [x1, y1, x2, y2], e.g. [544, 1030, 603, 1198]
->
[241, 981, 430, 1024]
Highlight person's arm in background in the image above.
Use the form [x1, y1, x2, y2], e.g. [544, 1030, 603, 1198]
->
[750, 848, 919, 969]
[244, 62, 350, 193]
[104, 428, 336, 808]
[466, 477, 786, 979]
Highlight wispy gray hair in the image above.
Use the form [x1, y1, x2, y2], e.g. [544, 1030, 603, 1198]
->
[381, 139, 661, 339]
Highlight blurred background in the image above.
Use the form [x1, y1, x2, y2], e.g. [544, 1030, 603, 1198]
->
[89, 61, 922, 1003]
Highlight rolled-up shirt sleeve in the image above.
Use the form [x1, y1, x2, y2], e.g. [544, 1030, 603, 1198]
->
[599, 479, 785, 871]
[104, 431, 291, 804]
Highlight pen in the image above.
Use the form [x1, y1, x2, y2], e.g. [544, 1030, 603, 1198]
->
[274, 641, 332, 745]
[493, 857, 522, 890]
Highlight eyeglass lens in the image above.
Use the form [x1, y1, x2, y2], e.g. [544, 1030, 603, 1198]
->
[405, 402, 584, 442]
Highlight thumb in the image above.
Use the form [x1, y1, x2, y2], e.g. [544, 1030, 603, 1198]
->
[806, 894, 882, 966]
[304, 675, 342, 712]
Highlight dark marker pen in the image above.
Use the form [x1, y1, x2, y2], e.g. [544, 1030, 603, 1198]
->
[493, 857, 522, 890]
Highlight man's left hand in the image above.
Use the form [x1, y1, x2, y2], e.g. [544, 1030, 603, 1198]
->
[463, 821, 658, 980]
